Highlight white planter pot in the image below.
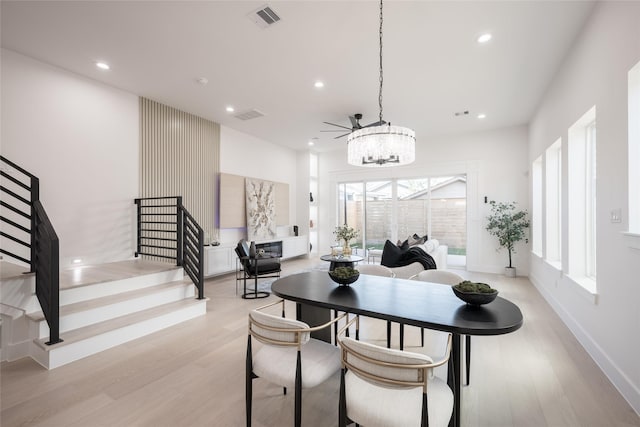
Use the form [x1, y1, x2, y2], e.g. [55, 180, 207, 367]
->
[505, 267, 516, 277]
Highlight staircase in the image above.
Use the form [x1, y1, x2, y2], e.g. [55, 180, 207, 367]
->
[0, 258, 207, 369]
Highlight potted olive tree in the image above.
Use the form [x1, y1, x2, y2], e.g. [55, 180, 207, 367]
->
[485, 200, 530, 277]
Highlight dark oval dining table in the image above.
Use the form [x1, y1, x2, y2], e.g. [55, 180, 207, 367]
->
[271, 270, 524, 427]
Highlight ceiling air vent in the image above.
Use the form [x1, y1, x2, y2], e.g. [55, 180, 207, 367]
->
[248, 4, 281, 29]
[234, 109, 265, 121]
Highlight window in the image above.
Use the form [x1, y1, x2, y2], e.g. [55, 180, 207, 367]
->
[336, 175, 467, 262]
[337, 182, 364, 252]
[309, 153, 318, 254]
[397, 178, 430, 241]
[628, 60, 640, 236]
[427, 176, 467, 259]
[545, 139, 562, 266]
[532, 156, 543, 256]
[585, 121, 597, 279]
[364, 181, 393, 251]
[568, 106, 597, 292]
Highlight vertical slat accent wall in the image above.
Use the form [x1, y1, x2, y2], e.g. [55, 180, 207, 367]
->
[139, 97, 219, 260]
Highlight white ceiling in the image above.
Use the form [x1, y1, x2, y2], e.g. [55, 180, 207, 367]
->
[1, 1, 595, 153]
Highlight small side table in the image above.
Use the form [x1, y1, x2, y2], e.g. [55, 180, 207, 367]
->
[320, 254, 364, 271]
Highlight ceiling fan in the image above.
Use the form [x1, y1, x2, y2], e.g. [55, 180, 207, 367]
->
[321, 113, 387, 139]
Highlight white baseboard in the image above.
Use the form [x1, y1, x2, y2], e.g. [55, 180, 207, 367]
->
[529, 274, 640, 416]
[466, 263, 504, 275]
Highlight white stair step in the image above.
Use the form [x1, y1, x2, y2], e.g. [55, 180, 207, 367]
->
[27, 279, 197, 338]
[31, 298, 208, 369]
[58, 259, 179, 289]
[56, 267, 185, 307]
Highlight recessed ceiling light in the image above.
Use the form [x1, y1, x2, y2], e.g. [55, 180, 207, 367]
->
[72, 258, 83, 264]
[477, 33, 492, 44]
[226, 106, 235, 113]
[314, 81, 324, 88]
[477, 113, 487, 119]
[95, 62, 110, 70]
[196, 77, 209, 85]
[308, 141, 315, 146]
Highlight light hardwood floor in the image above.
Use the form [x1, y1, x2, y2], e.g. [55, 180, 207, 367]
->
[1, 257, 639, 427]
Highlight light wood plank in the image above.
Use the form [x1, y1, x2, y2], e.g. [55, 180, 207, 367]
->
[2, 257, 639, 427]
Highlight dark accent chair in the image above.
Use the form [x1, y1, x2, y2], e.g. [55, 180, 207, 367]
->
[235, 239, 281, 299]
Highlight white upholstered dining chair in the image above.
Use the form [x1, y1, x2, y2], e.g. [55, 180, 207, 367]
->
[409, 270, 473, 385]
[355, 264, 398, 348]
[246, 299, 346, 427]
[338, 318, 454, 427]
[356, 263, 395, 277]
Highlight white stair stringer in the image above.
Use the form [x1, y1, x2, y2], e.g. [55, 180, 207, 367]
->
[27, 279, 197, 339]
[30, 298, 208, 369]
[1, 273, 39, 314]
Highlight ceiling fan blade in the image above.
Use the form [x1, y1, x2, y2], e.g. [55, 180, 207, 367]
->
[334, 132, 351, 139]
[322, 121, 352, 130]
[364, 120, 387, 127]
[320, 129, 350, 132]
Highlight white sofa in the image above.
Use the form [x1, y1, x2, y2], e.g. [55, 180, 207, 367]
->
[388, 240, 448, 279]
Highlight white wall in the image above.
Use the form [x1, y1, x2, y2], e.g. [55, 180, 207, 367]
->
[219, 125, 299, 244]
[0, 51, 301, 264]
[318, 125, 530, 275]
[528, 1, 640, 414]
[1, 49, 139, 267]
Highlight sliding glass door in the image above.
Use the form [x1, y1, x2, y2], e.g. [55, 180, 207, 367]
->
[364, 181, 393, 250]
[397, 178, 430, 241]
[337, 175, 467, 265]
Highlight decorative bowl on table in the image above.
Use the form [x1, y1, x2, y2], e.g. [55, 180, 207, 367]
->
[452, 281, 498, 305]
[328, 267, 360, 286]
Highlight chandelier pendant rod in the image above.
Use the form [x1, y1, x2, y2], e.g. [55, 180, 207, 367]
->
[346, 0, 415, 167]
[379, 0, 384, 125]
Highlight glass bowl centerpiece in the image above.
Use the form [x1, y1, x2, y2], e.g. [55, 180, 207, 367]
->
[328, 266, 360, 286]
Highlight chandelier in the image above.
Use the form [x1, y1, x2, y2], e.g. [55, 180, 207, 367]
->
[347, 0, 415, 167]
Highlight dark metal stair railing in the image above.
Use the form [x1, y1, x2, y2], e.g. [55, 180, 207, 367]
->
[134, 196, 204, 300]
[33, 200, 62, 344]
[181, 206, 204, 300]
[0, 155, 62, 345]
[0, 155, 38, 269]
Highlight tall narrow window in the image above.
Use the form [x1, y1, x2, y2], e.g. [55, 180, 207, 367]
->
[309, 153, 318, 254]
[629, 60, 640, 235]
[568, 106, 597, 292]
[545, 139, 562, 267]
[532, 156, 543, 256]
[585, 122, 597, 279]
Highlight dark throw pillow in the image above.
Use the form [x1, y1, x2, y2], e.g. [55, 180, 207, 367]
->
[381, 240, 405, 267]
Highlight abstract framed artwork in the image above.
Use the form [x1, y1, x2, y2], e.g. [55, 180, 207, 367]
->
[245, 178, 276, 240]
